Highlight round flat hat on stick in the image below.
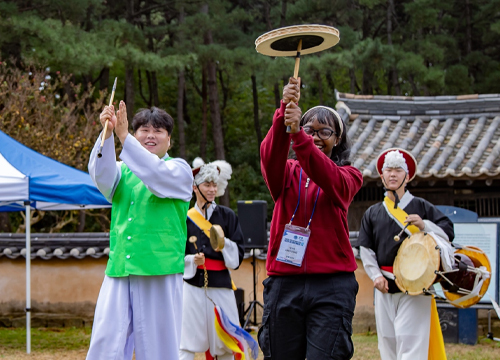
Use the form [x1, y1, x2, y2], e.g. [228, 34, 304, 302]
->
[255, 24, 340, 57]
[255, 24, 339, 133]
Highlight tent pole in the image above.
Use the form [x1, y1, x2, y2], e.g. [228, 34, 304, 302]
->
[24, 201, 31, 354]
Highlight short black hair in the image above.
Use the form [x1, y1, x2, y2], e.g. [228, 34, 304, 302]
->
[132, 107, 174, 134]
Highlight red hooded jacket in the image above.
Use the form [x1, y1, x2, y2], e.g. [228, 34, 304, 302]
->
[260, 101, 363, 275]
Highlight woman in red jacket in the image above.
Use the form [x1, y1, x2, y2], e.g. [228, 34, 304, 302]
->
[258, 77, 363, 360]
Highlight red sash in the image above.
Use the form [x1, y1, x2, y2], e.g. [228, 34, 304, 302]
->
[197, 258, 227, 271]
[381, 266, 393, 273]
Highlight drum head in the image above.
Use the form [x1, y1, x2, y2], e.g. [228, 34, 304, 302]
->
[255, 24, 340, 57]
[443, 246, 491, 308]
[210, 224, 225, 251]
[393, 232, 440, 295]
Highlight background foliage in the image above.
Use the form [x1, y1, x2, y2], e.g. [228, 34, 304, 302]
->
[1, 0, 499, 232]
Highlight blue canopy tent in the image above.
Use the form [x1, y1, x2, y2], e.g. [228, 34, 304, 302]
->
[0, 130, 110, 353]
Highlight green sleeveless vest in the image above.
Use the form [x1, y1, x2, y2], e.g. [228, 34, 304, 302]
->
[105, 159, 189, 277]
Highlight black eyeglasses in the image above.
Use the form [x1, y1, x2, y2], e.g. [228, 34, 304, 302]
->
[303, 126, 336, 140]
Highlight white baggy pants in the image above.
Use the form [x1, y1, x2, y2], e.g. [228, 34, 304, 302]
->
[86, 274, 183, 360]
[375, 290, 432, 360]
[179, 283, 238, 360]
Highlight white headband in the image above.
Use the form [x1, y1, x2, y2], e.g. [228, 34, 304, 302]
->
[301, 105, 344, 138]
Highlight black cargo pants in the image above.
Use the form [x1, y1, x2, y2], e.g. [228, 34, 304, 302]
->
[258, 272, 358, 360]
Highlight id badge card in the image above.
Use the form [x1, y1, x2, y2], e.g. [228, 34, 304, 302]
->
[276, 224, 311, 267]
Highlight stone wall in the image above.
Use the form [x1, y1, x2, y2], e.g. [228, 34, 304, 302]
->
[2, 257, 497, 338]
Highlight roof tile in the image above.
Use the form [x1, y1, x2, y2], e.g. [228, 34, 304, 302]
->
[336, 92, 500, 179]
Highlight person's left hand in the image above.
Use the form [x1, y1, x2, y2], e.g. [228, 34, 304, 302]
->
[194, 252, 205, 266]
[284, 101, 302, 133]
[405, 214, 424, 231]
[115, 100, 129, 144]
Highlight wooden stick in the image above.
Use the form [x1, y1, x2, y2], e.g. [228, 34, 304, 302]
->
[287, 39, 302, 133]
[97, 77, 118, 158]
[394, 222, 411, 241]
[293, 39, 302, 79]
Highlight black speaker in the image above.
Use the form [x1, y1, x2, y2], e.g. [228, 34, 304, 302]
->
[237, 200, 268, 249]
[234, 287, 245, 326]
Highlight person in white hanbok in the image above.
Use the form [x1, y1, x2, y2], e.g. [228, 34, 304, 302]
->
[358, 149, 454, 360]
[179, 158, 245, 360]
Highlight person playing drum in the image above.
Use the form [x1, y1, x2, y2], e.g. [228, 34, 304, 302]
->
[179, 158, 245, 360]
[358, 148, 454, 360]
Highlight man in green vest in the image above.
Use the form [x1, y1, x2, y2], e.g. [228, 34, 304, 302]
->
[87, 100, 193, 360]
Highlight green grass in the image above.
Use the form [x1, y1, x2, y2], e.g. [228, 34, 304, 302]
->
[0, 327, 91, 352]
[0, 328, 499, 360]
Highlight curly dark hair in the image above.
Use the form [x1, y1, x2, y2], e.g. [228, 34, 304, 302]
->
[289, 106, 352, 166]
[132, 107, 174, 134]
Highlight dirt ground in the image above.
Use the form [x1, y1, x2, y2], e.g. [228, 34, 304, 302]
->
[2, 337, 500, 360]
[0, 349, 257, 360]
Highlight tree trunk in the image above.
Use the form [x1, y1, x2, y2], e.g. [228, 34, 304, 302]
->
[316, 72, 323, 104]
[251, 74, 262, 155]
[202, 5, 225, 161]
[387, 0, 401, 95]
[77, 211, 86, 232]
[465, 0, 472, 55]
[125, 66, 135, 120]
[100, 67, 110, 91]
[326, 72, 335, 98]
[202, 2, 227, 206]
[362, 68, 373, 94]
[349, 68, 356, 94]
[201, 65, 208, 159]
[151, 71, 159, 107]
[0, 213, 11, 232]
[64, 74, 77, 104]
[280, 0, 287, 27]
[408, 74, 420, 96]
[176, 6, 186, 159]
[177, 68, 187, 159]
[264, 1, 273, 30]
[138, 70, 152, 107]
[207, 61, 225, 161]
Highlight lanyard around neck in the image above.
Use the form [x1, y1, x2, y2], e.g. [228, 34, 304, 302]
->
[289, 169, 321, 230]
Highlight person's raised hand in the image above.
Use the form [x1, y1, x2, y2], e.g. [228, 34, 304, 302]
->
[115, 101, 129, 144]
[374, 276, 389, 293]
[282, 77, 301, 104]
[99, 105, 116, 139]
[284, 101, 302, 133]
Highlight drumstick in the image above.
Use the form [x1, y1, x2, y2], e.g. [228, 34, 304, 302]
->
[189, 236, 198, 250]
[189, 236, 204, 253]
[394, 222, 411, 241]
[286, 39, 302, 134]
[97, 77, 118, 158]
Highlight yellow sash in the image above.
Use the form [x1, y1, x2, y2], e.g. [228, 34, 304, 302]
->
[383, 196, 420, 235]
[428, 297, 447, 359]
[384, 196, 447, 359]
[187, 207, 237, 291]
[187, 207, 212, 238]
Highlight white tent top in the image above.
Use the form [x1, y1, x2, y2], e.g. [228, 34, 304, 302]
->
[0, 130, 110, 211]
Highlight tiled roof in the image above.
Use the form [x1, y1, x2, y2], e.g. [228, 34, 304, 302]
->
[335, 92, 500, 180]
[0, 233, 110, 260]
